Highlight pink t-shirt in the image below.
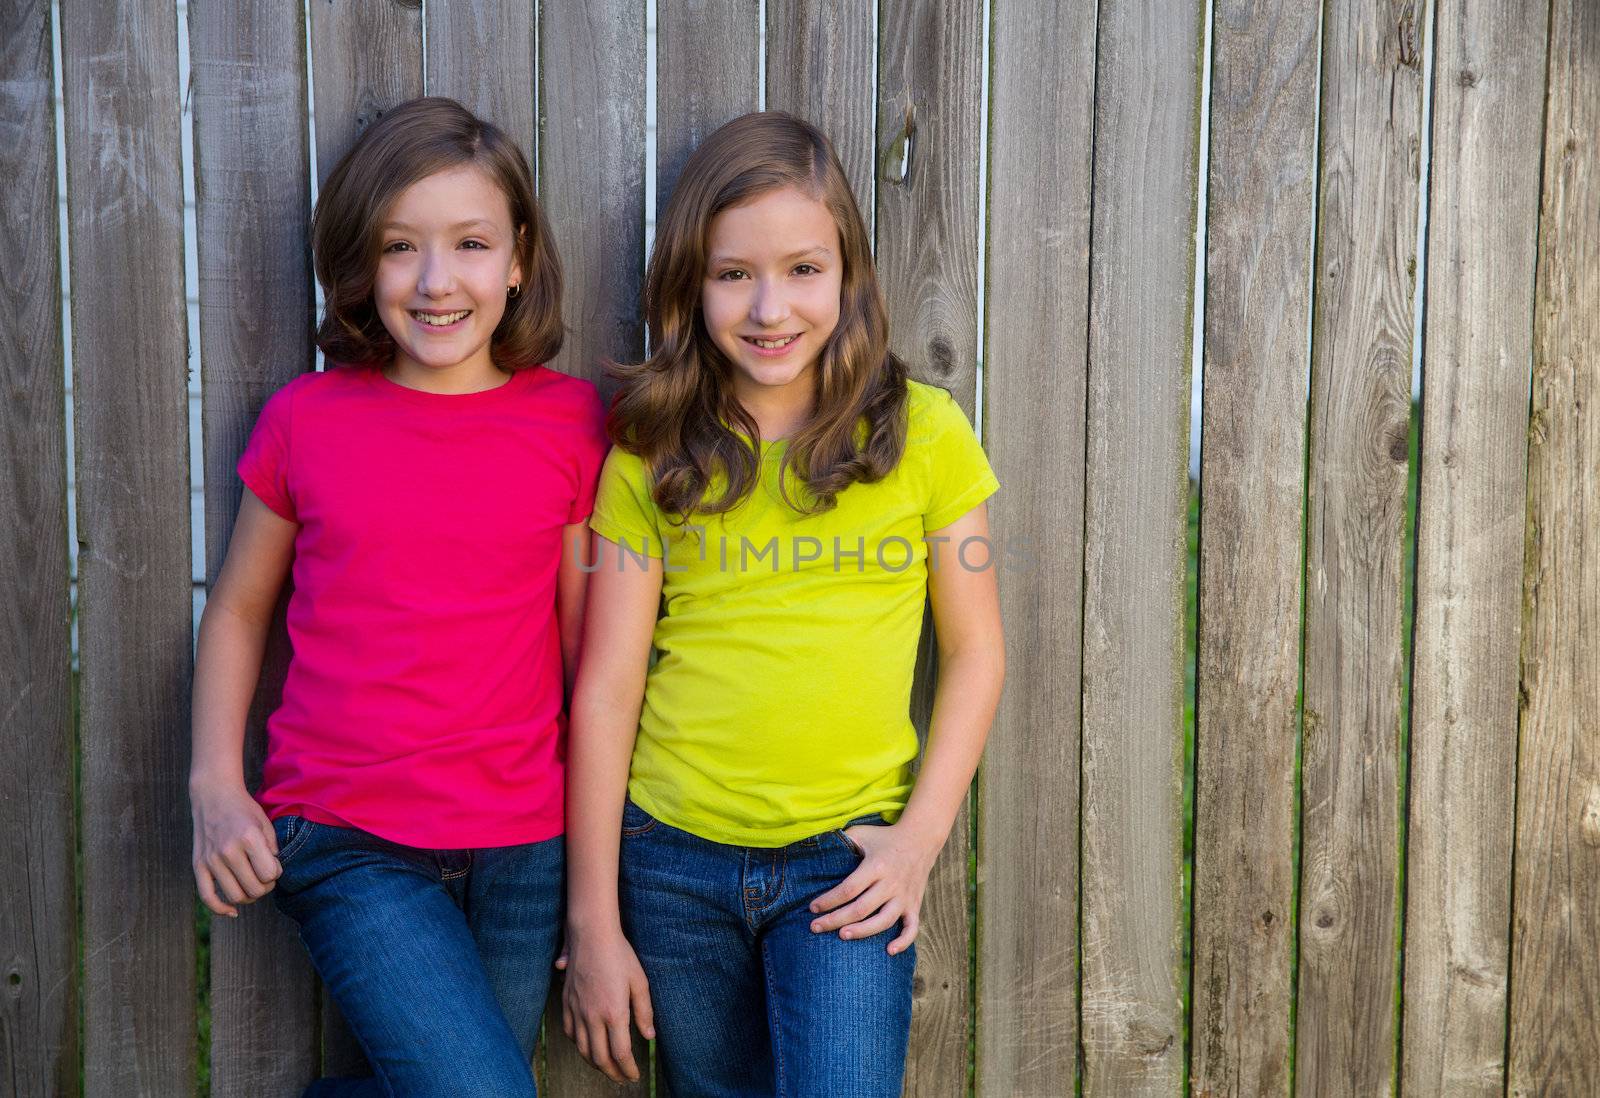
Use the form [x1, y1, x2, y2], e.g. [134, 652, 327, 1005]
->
[237, 363, 608, 848]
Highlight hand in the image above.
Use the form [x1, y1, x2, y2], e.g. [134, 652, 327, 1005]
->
[190, 776, 281, 917]
[562, 924, 656, 1084]
[808, 821, 942, 955]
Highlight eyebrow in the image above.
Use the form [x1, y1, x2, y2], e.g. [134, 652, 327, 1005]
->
[380, 218, 499, 233]
[708, 246, 834, 266]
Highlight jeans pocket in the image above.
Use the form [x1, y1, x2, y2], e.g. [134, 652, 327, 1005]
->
[620, 799, 658, 838]
[832, 813, 885, 858]
[272, 815, 317, 866]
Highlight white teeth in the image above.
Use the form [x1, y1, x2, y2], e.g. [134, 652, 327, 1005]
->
[414, 310, 469, 326]
[751, 335, 797, 349]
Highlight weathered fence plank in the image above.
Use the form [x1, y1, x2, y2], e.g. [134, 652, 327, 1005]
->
[1191, 0, 1321, 1094]
[309, 0, 422, 190]
[536, 0, 648, 1091]
[59, 0, 196, 1093]
[1400, 1, 1547, 1092]
[765, 0, 875, 222]
[1507, 0, 1600, 1091]
[655, 0, 759, 211]
[1079, 1, 1201, 1093]
[874, 2, 983, 1093]
[0, 2, 77, 1094]
[977, 1, 1095, 1093]
[189, 1, 319, 1094]
[1293, 3, 1426, 1094]
[424, 0, 534, 158]
[306, 1, 424, 1074]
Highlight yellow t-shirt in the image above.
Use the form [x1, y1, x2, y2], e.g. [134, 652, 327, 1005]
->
[588, 380, 999, 846]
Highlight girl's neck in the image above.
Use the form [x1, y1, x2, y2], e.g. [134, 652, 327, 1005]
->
[732, 374, 815, 443]
[385, 350, 510, 395]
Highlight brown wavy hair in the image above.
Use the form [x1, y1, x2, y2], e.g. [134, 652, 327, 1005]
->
[610, 111, 907, 516]
[311, 97, 562, 370]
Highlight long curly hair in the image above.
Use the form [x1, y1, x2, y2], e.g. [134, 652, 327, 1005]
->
[610, 111, 907, 516]
[311, 97, 563, 370]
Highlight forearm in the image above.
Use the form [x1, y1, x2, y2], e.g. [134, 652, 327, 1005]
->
[896, 644, 1005, 848]
[190, 601, 270, 791]
[564, 677, 646, 935]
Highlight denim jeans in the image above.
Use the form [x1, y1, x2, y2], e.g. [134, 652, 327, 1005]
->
[269, 815, 564, 1098]
[618, 800, 915, 1098]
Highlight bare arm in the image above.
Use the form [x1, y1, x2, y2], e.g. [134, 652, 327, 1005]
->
[562, 533, 663, 1083]
[190, 489, 298, 916]
[809, 501, 1006, 952]
[555, 521, 592, 701]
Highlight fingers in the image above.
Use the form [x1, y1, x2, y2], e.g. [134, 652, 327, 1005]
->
[561, 992, 575, 1042]
[207, 859, 250, 907]
[242, 831, 282, 890]
[888, 912, 921, 955]
[216, 846, 273, 902]
[554, 948, 568, 971]
[630, 975, 656, 1040]
[194, 865, 238, 918]
[810, 882, 890, 934]
[608, 1020, 642, 1082]
[809, 867, 872, 916]
[837, 901, 904, 942]
[583, 1017, 626, 1084]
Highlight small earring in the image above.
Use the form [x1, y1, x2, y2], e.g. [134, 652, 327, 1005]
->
[507, 283, 521, 299]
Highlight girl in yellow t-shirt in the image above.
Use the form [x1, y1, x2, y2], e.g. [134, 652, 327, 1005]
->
[562, 110, 1005, 1097]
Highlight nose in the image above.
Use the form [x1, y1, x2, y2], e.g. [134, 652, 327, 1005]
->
[749, 278, 791, 328]
[416, 249, 456, 298]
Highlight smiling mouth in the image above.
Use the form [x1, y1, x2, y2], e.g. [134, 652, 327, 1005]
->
[412, 309, 471, 326]
[743, 334, 799, 349]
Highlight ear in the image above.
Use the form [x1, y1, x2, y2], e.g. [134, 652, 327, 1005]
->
[509, 225, 527, 293]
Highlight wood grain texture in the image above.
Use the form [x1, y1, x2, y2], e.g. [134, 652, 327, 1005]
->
[1506, 0, 1600, 1091]
[424, 0, 534, 157]
[875, 2, 983, 1093]
[764, 0, 876, 223]
[309, 0, 422, 189]
[977, 1, 1095, 1094]
[537, 0, 648, 1090]
[1293, 3, 1425, 1095]
[0, 2, 77, 1094]
[1190, 1, 1320, 1094]
[1080, 2, 1201, 1093]
[538, 0, 646, 392]
[59, 0, 196, 1093]
[1399, 1, 1547, 1092]
[189, 1, 319, 1094]
[654, 0, 759, 213]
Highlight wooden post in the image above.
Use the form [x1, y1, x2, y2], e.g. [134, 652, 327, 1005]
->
[1191, 0, 1321, 1094]
[190, 0, 320, 1094]
[0, 1, 78, 1094]
[1293, 2, 1426, 1094]
[874, 2, 984, 1093]
[60, 0, 196, 1092]
[1507, 0, 1600, 1090]
[978, 0, 1096, 1092]
[1081, 1, 1202, 1093]
[1400, 1, 1547, 1092]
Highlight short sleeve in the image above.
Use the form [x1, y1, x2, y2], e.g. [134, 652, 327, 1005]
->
[565, 381, 611, 523]
[588, 448, 666, 558]
[918, 386, 999, 531]
[237, 382, 297, 522]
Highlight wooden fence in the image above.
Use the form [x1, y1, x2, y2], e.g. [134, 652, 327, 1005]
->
[1, 0, 1595, 1094]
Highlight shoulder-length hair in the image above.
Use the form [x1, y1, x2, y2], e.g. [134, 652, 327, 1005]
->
[311, 96, 562, 370]
[610, 110, 907, 516]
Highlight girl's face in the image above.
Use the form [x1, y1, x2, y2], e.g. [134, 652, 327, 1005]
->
[701, 186, 843, 407]
[374, 164, 523, 386]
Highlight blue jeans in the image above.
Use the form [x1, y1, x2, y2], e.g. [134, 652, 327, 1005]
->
[618, 800, 915, 1098]
[269, 816, 564, 1098]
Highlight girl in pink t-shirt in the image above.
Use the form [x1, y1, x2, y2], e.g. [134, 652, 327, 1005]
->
[188, 98, 606, 1097]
